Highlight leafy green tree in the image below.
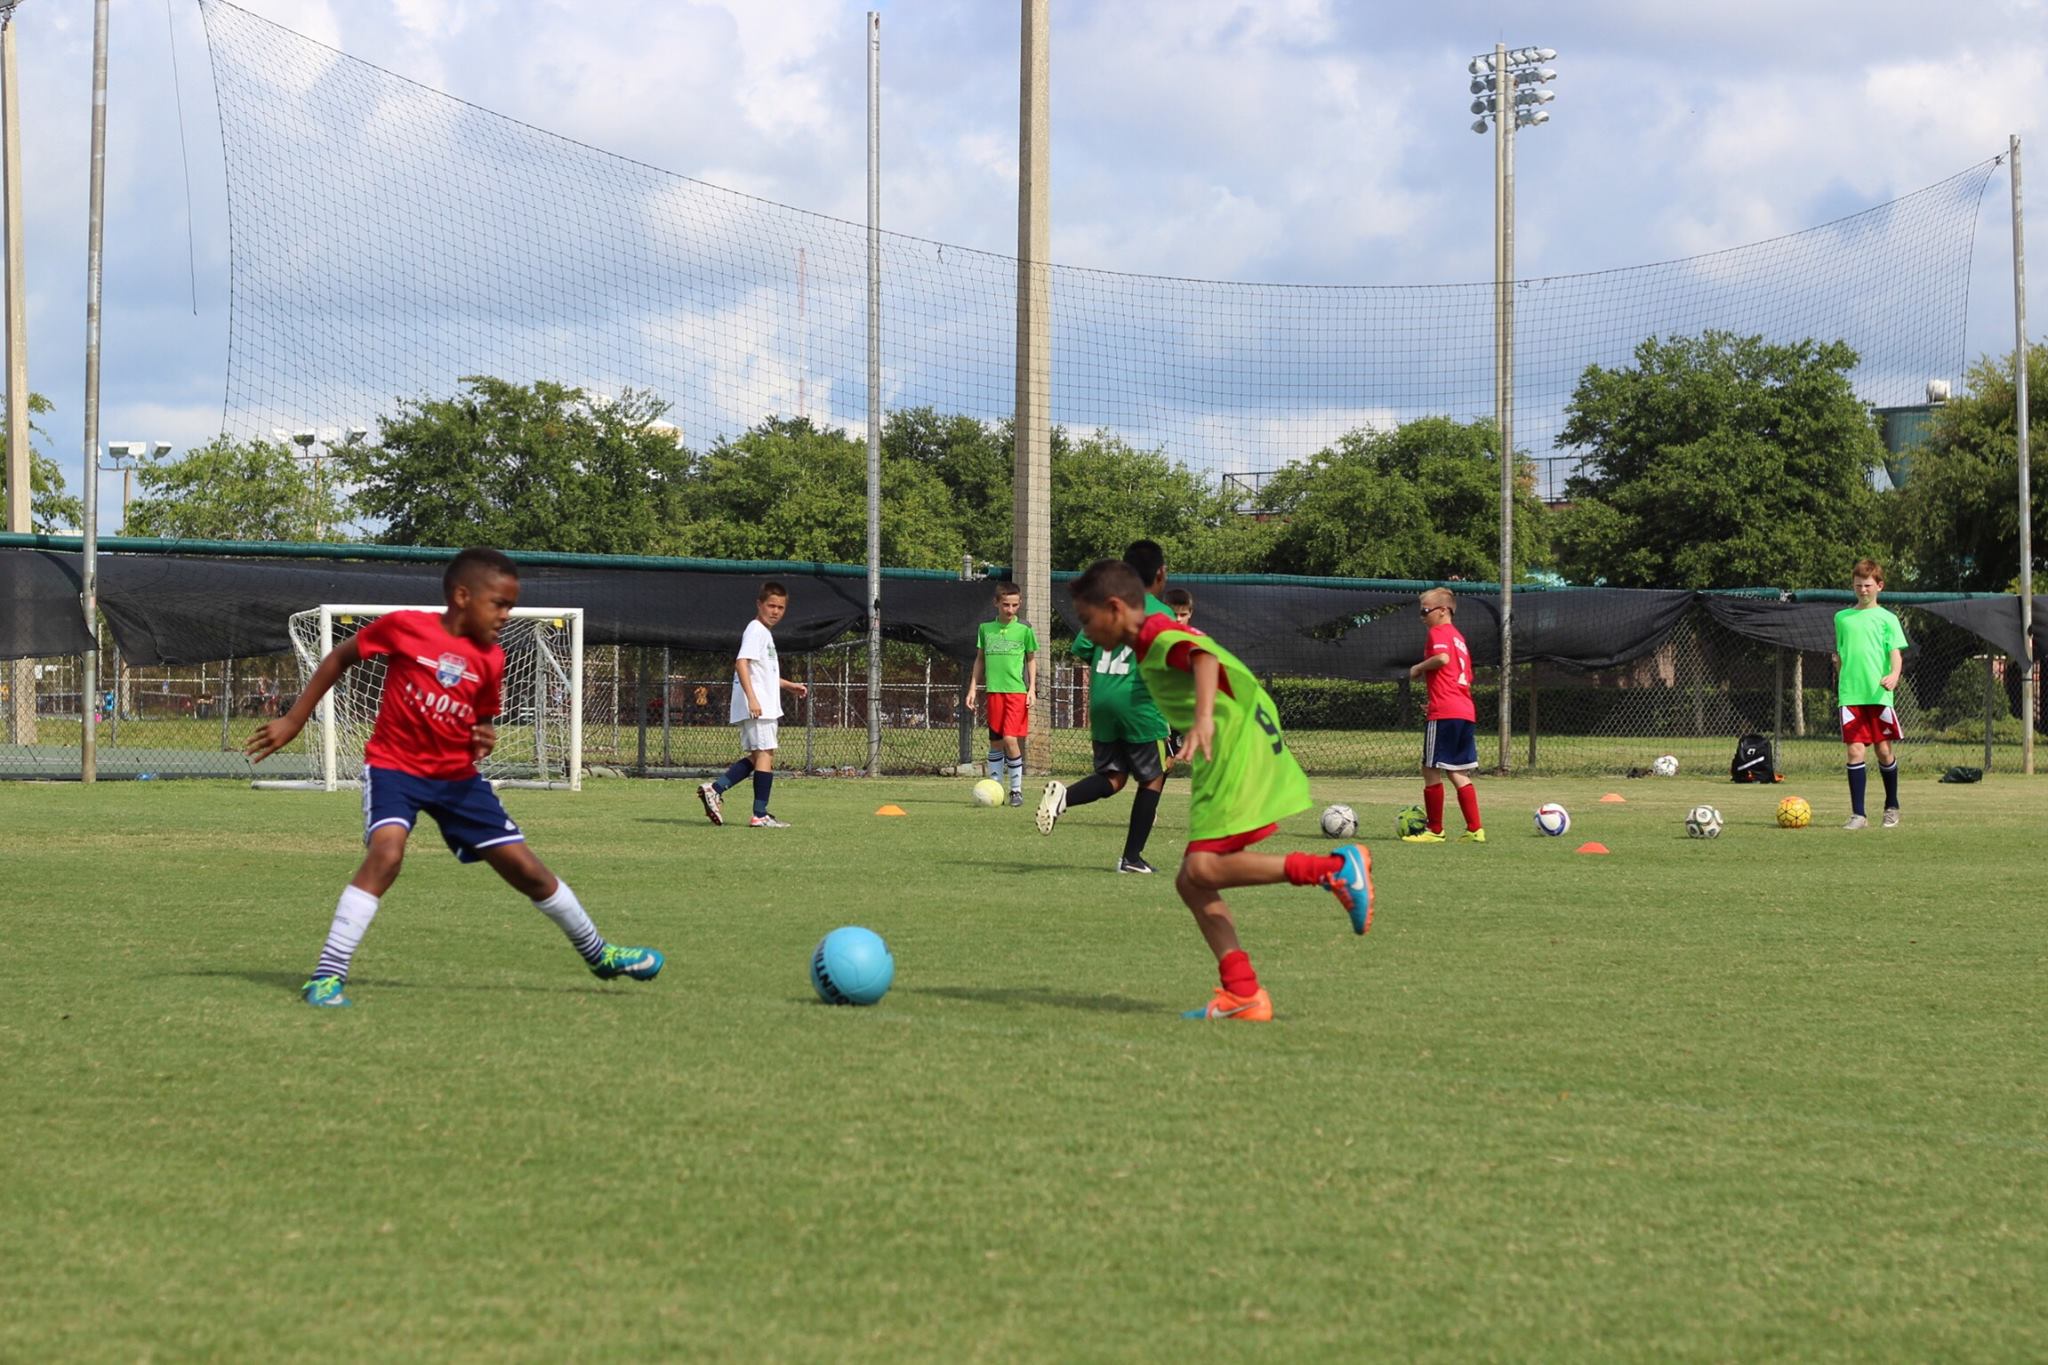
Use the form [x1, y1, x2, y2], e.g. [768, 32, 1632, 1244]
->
[1891, 343, 2048, 590]
[1049, 429, 1257, 573]
[0, 392, 85, 532]
[677, 415, 965, 569]
[343, 377, 693, 553]
[1552, 332, 1888, 588]
[884, 407, 1013, 566]
[1252, 416, 1543, 580]
[125, 435, 348, 541]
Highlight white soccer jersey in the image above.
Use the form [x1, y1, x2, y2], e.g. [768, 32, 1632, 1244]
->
[730, 618, 782, 722]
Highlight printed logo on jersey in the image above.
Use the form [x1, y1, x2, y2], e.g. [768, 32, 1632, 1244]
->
[433, 652, 475, 688]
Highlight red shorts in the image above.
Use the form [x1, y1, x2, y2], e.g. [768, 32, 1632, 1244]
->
[1186, 822, 1278, 856]
[985, 691, 1030, 738]
[1840, 704, 1903, 745]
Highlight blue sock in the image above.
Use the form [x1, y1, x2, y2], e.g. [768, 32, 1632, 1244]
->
[752, 770, 773, 817]
[1847, 762, 1867, 817]
[713, 757, 753, 794]
[1879, 762, 1899, 810]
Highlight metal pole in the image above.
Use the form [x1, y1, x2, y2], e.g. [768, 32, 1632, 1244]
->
[1014, 0, 1052, 774]
[1494, 42, 1515, 775]
[79, 0, 109, 783]
[660, 645, 671, 767]
[865, 11, 884, 778]
[1984, 653, 1996, 773]
[1, 6, 32, 746]
[804, 652, 815, 774]
[2012, 134, 2034, 775]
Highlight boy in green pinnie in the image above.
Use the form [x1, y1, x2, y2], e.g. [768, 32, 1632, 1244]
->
[1036, 612, 1173, 874]
[1067, 560, 1373, 1022]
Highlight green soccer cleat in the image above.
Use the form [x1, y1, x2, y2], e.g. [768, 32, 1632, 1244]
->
[1460, 828, 1487, 844]
[591, 945, 664, 982]
[302, 975, 351, 1008]
[1401, 829, 1447, 844]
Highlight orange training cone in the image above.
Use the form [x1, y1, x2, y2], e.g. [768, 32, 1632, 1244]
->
[1576, 841, 1609, 854]
[1599, 793, 1626, 803]
[875, 804, 907, 817]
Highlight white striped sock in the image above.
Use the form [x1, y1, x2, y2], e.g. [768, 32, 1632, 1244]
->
[313, 885, 380, 982]
[534, 880, 606, 965]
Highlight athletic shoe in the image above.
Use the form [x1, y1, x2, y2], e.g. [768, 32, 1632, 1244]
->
[1008, 789, 1024, 807]
[590, 945, 664, 981]
[302, 975, 350, 1008]
[1182, 986, 1274, 1021]
[1401, 830, 1447, 844]
[1842, 814, 1869, 830]
[1324, 843, 1375, 934]
[1036, 780, 1067, 835]
[749, 814, 790, 828]
[1117, 854, 1154, 874]
[1881, 808, 1900, 828]
[697, 781, 724, 826]
[1460, 828, 1487, 844]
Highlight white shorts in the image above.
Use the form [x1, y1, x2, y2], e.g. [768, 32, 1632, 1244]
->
[740, 717, 780, 753]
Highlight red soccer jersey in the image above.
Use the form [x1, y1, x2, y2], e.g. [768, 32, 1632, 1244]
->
[1424, 622, 1476, 722]
[355, 610, 504, 780]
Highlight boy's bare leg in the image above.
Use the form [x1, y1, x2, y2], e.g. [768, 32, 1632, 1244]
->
[480, 842, 661, 979]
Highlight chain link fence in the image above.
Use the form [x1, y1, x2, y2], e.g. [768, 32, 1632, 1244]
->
[3, 604, 2037, 781]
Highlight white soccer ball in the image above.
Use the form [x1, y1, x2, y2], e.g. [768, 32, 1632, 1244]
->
[970, 778, 1004, 807]
[1686, 805, 1724, 839]
[1320, 804, 1359, 839]
[1653, 754, 1679, 777]
[1533, 802, 1571, 837]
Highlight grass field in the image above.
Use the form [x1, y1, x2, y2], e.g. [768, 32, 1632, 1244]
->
[4, 774, 2046, 1362]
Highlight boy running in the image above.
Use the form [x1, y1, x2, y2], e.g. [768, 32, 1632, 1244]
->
[1068, 560, 1373, 1022]
[245, 548, 662, 1007]
[1834, 558, 1908, 829]
[1035, 620, 1173, 875]
[964, 581, 1038, 807]
[699, 581, 809, 828]
[1403, 586, 1484, 843]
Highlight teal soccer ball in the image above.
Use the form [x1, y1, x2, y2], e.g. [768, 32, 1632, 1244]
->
[810, 926, 895, 1006]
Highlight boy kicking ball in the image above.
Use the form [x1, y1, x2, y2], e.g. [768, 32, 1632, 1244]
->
[246, 548, 663, 1007]
[1068, 560, 1373, 1022]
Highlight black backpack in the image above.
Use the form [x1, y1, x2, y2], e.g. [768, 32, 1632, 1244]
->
[1730, 733, 1775, 784]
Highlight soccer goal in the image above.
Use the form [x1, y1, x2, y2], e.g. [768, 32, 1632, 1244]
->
[255, 605, 584, 792]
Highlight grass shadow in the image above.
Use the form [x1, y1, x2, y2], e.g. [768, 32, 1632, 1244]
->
[947, 858, 1087, 876]
[908, 984, 1165, 1015]
[169, 968, 641, 998]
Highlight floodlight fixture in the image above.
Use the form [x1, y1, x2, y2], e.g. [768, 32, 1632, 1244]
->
[1471, 118, 1489, 135]
[1517, 110, 1551, 127]
[344, 426, 369, 443]
[149, 440, 172, 457]
[0, 2, 25, 23]
[291, 429, 317, 448]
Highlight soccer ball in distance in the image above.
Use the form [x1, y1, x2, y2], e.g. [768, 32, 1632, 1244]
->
[1686, 805, 1724, 838]
[1533, 802, 1571, 837]
[970, 778, 1004, 807]
[1320, 804, 1359, 839]
[1393, 804, 1429, 838]
[1776, 795, 1813, 829]
[810, 926, 895, 1006]
[1653, 754, 1679, 777]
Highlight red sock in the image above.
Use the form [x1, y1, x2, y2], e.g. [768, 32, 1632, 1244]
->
[1424, 784, 1446, 833]
[1219, 949, 1259, 997]
[1284, 851, 1344, 885]
[1457, 783, 1482, 831]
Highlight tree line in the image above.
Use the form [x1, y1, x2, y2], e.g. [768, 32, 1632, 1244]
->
[10, 330, 2043, 591]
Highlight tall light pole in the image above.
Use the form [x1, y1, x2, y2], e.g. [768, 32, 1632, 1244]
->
[2, 1, 33, 746]
[1468, 42, 1557, 773]
[80, 0, 109, 783]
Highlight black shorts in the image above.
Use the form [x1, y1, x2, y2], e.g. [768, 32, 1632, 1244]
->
[1093, 737, 1169, 783]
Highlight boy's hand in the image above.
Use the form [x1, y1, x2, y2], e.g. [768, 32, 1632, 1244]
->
[471, 723, 498, 764]
[748, 698, 763, 719]
[1879, 672, 1901, 691]
[789, 682, 809, 700]
[244, 716, 303, 764]
[964, 687, 979, 711]
[1175, 715, 1215, 764]
[1023, 690, 1034, 708]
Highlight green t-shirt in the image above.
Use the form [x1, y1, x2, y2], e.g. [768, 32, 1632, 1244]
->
[1071, 635, 1169, 743]
[976, 619, 1039, 693]
[1834, 605, 1908, 706]
[1136, 622, 1311, 841]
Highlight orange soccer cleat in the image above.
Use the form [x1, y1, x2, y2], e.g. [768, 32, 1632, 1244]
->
[1182, 986, 1274, 1022]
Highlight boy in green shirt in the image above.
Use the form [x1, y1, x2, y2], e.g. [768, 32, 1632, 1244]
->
[1068, 559, 1373, 1022]
[1833, 557, 1909, 829]
[965, 581, 1038, 807]
[1036, 625, 1172, 874]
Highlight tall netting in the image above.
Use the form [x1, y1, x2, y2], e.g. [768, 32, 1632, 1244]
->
[198, 0, 1996, 503]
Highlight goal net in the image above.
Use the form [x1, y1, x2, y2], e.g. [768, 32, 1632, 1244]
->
[266, 605, 584, 791]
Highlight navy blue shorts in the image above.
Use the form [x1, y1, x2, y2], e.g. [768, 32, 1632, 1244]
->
[1423, 718, 1479, 772]
[363, 765, 524, 863]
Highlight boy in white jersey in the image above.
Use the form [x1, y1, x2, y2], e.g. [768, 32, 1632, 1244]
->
[698, 581, 809, 828]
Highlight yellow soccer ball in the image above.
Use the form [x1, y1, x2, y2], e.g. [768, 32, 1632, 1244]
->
[1776, 795, 1812, 829]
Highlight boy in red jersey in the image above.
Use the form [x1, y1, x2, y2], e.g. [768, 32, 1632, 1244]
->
[246, 548, 662, 1007]
[1402, 586, 1484, 843]
[1068, 560, 1373, 1023]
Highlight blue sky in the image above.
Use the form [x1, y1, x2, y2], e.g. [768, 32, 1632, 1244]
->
[3, 0, 2042, 529]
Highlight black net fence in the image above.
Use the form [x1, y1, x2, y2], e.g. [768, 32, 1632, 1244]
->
[3, 542, 2042, 782]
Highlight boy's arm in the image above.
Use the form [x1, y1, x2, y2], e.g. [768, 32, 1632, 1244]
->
[1022, 650, 1037, 706]
[965, 650, 985, 707]
[736, 657, 762, 718]
[1176, 650, 1220, 762]
[1408, 651, 1449, 680]
[780, 676, 809, 699]
[1881, 648, 1904, 692]
[245, 638, 362, 762]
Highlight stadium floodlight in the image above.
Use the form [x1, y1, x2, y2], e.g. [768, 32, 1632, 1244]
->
[149, 440, 171, 457]
[1463, 42, 1558, 772]
[291, 429, 316, 448]
[344, 426, 368, 443]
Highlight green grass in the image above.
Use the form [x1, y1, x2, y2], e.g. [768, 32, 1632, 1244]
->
[3, 774, 2045, 1362]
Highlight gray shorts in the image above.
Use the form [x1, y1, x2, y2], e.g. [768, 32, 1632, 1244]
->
[1093, 737, 1168, 783]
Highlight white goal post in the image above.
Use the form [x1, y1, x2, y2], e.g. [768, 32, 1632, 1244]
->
[255, 605, 584, 792]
